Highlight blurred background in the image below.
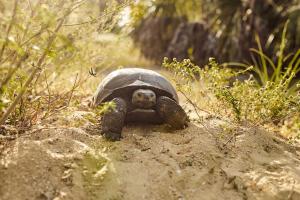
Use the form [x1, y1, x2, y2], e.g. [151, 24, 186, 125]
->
[130, 0, 300, 66]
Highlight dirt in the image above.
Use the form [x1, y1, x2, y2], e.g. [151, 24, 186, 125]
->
[1, 103, 300, 200]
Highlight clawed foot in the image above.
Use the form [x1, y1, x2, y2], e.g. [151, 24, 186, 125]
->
[101, 98, 127, 141]
[157, 96, 188, 129]
[103, 131, 121, 141]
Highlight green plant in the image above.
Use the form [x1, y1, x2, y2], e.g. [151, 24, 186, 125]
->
[0, 0, 135, 129]
[94, 101, 116, 116]
[163, 57, 235, 120]
[225, 21, 300, 91]
[215, 88, 241, 121]
[164, 56, 300, 137]
[131, 0, 300, 66]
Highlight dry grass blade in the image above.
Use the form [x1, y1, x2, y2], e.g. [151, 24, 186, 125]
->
[0, 0, 19, 62]
[67, 73, 79, 106]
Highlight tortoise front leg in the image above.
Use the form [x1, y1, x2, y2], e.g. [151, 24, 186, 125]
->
[101, 97, 127, 141]
[156, 96, 188, 129]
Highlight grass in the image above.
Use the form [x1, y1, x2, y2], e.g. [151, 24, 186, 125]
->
[163, 55, 300, 139]
[0, 0, 150, 131]
[0, 1, 299, 140]
[224, 21, 300, 92]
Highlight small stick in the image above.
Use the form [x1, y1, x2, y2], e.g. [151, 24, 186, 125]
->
[0, 53, 29, 94]
[63, 1, 130, 26]
[179, 90, 203, 120]
[222, 131, 240, 148]
[0, 0, 19, 62]
[179, 90, 216, 135]
[67, 73, 79, 106]
[43, 71, 52, 111]
[0, 16, 66, 125]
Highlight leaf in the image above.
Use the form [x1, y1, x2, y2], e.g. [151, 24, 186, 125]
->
[46, 49, 57, 58]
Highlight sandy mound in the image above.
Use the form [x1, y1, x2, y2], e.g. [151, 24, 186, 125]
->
[1, 109, 300, 200]
[100, 123, 300, 200]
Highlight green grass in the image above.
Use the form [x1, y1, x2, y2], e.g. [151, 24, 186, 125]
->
[224, 21, 300, 92]
[164, 56, 300, 138]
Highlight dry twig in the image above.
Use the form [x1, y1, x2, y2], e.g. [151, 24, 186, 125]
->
[0, 0, 19, 62]
[67, 73, 79, 106]
[0, 53, 29, 94]
[0, 13, 68, 125]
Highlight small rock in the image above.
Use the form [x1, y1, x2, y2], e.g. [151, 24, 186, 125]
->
[160, 147, 169, 153]
[141, 147, 151, 151]
[61, 169, 73, 186]
[63, 162, 77, 169]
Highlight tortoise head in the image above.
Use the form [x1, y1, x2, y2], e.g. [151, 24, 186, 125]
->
[132, 89, 156, 109]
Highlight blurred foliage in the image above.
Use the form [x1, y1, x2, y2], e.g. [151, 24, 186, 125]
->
[225, 21, 300, 90]
[131, 0, 300, 65]
[130, 0, 202, 23]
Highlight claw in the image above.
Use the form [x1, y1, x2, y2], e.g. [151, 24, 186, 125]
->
[103, 132, 121, 141]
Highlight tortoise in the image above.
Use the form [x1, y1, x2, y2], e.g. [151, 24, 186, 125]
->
[92, 68, 188, 141]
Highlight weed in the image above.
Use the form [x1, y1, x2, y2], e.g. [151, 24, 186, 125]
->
[164, 56, 300, 138]
[94, 102, 116, 116]
[224, 21, 300, 92]
[215, 88, 241, 121]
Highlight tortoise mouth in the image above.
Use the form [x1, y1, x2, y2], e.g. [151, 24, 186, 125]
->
[134, 101, 155, 109]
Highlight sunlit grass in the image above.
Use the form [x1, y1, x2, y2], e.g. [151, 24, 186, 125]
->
[163, 57, 300, 139]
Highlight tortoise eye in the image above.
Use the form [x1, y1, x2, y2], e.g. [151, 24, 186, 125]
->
[137, 93, 142, 97]
[150, 94, 154, 98]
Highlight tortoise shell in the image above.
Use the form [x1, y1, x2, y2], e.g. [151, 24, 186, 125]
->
[93, 68, 178, 107]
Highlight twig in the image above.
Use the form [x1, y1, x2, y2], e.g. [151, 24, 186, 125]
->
[29, 0, 86, 87]
[179, 90, 211, 115]
[0, 65, 41, 125]
[0, 27, 46, 66]
[179, 90, 203, 120]
[27, 0, 33, 12]
[0, 0, 19, 62]
[0, 53, 29, 94]
[43, 71, 52, 111]
[222, 131, 240, 149]
[0, 12, 68, 125]
[179, 90, 217, 135]
[67, 73, 79, 106]
[63, 1, 130, 26]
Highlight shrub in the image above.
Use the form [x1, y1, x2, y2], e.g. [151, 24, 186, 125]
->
[163, 57, 300, 137]
[0, 0, 134, 129]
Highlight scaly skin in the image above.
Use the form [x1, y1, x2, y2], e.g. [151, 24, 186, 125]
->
[101, 97, 127, 141]
[156, 96, 188, 129]
[101, 96, 188, 141]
